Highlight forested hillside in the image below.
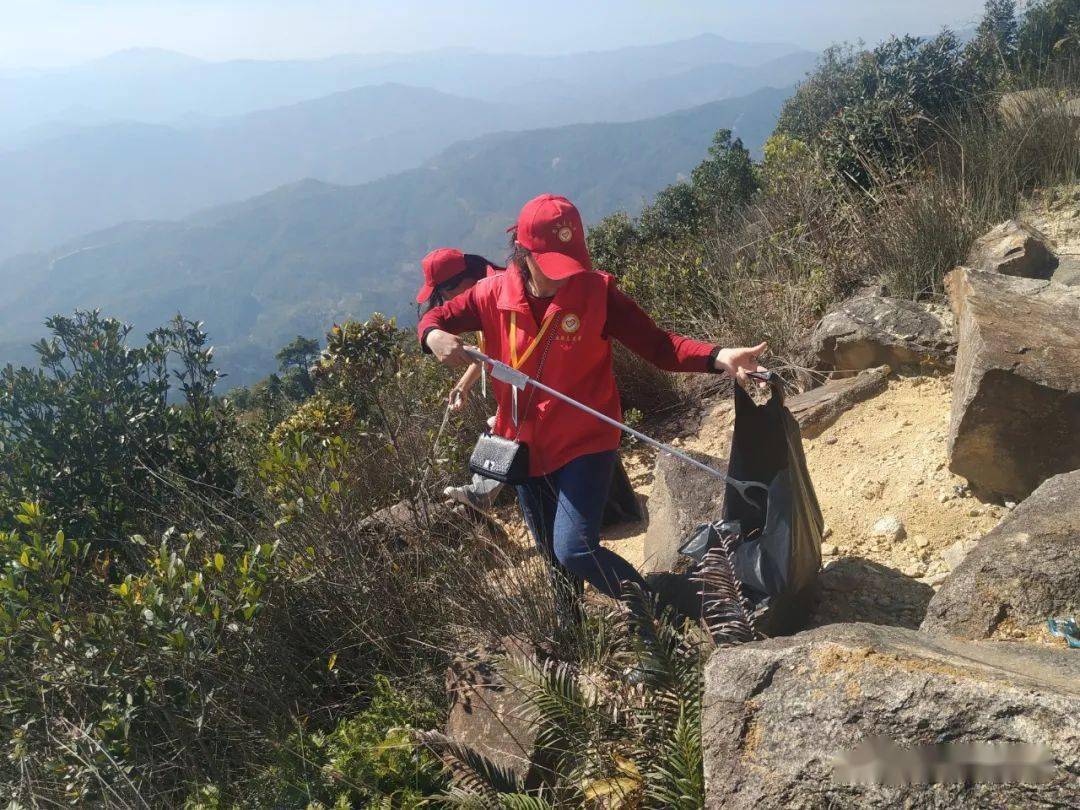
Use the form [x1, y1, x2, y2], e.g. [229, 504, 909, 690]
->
[0, 86, 790, 385]
[0, 84, 516, 257]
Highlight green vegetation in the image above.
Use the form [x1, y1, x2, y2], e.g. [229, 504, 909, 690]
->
[2, 2, 1079, 806]
[590, 0, 1080, 372]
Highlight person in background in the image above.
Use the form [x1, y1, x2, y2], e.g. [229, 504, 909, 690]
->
[418, 194, 768, 628]
[415, 248, 505, 510]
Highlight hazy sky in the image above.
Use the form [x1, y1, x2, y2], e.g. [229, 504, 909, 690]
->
[3, 0, 991, 68]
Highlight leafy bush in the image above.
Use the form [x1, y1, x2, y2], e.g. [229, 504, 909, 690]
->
[239, 675, 446, 809]
[0, 503, 285, 805]
[637, 129, 756, 241]
[0, 311, 242, 546]
[777, 33, 980, 188]
[1017, 0, 1080, 74]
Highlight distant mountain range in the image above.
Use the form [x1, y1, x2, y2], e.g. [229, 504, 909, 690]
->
[0, 85, 516, 257]
[0, 86, 791, 386]
[0, 36, 812, 137]
[0, 38, 816, 257]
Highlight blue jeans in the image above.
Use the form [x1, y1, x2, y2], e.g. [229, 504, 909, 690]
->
[517, 450, 649, 618]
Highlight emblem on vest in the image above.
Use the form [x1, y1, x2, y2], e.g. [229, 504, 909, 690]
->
[561, 313, 581, 334]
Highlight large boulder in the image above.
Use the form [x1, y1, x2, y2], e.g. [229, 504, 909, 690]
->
[785, 366, 890, 440]
[921, 469, 1080, 640]
[999, 88, 1080, 125]
[965, 219, 1058, 279]
[946, 267, 1080, 498]
[810, 557, 934, 630]
[809, 296, 955, 376]
[703, 623, 1080, 808]
[444, 637, 545, 787]
[642, 448, 727, 573]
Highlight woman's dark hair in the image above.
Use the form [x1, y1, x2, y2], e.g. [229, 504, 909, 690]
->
[506, 231, 533, 285]
[416, 253, 494, 316]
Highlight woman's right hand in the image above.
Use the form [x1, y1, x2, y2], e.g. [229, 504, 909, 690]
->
[425, 329, 473, 366]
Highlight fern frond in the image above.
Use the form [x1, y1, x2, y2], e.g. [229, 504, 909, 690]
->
[643, 702, 704, 810]
[497, 794, 557, 809]
[619, 582, 702, 697]
[412, 729, 524, 799]
[694, 545, 758, 648]
[502, 654, 598, 763]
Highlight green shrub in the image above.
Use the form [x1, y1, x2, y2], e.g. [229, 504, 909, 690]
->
[243, 675, 447, 808]
[0, 502, 286, 805]
[637, 130, 756, 241]
[778, 32, 981, 188]
[1017, 0, 1080, 74]
[0, 311, 242, 546]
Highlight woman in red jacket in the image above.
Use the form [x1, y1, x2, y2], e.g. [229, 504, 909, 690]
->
[419, 194, 767, 621]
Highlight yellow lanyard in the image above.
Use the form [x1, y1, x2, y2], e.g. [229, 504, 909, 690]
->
[509, 311, 555, 370]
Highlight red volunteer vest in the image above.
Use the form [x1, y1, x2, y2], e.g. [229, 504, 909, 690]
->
[472, 268, 621, 477]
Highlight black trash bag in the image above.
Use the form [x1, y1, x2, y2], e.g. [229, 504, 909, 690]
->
[680, 377, 823, 638]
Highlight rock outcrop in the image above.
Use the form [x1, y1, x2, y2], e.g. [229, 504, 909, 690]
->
[997, 88, 1060, 125]
[642, 448, 727, 573]
[809, 296, 955, 376]
[921, 469, 1080, 640]
[946, 266, 1080, 499]
[785, 365, 890, 439]
[999, 88, 1080, 125]
[703, 623, 1080, 808]
[444, 637, 544, 786]
[810, 558, 934, 630]
[358, 497, 508, 557]
[965, 219, 1058, 279]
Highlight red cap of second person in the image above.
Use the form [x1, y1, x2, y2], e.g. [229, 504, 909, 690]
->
[512, 194, 592, 280]
[415, 248, 467, 303]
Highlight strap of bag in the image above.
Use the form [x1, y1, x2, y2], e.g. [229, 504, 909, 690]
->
[511, 317, 558, 439]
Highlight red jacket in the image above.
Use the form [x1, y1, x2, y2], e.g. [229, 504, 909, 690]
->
[419, 268, 719, 476]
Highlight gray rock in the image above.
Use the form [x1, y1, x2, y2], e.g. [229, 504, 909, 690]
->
[358, 497, 507, 556]
[786, 366, 890, 440]
[966, 219, 1058, 279]
[810, 558, 934, 630]
[999, 88, 1080, 125]
[809, 296, 955, 376]
[703, 622, 1080, 809]
[642, 448, 727, 573]
[940, 538, 978, 572]
[922, 469, 1080, 640]
[997, 88, 1059, 125]
[444, 637, 544, 786]
[1052, 255, 1080, 286]
[870, 515, 905, 541]
[947, 266, 1080, 499]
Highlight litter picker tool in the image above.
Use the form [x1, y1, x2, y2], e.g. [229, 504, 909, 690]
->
[464, 347, 769, 508]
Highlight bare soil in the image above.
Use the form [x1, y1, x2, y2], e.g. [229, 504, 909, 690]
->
[607, 375, 1006, 589]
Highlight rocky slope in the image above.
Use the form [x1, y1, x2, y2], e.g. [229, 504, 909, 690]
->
[434, 190, 1080, 806]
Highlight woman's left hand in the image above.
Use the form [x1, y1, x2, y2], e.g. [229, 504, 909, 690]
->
[448, 384, 469, 411]
[714, 342, 769, 387]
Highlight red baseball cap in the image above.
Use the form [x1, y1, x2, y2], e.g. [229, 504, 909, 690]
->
[415, 248, 467, 303]
[512, 194, 592, 280]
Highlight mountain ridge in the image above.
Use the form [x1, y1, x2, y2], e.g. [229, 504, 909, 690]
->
[0, 86, 792, 385]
